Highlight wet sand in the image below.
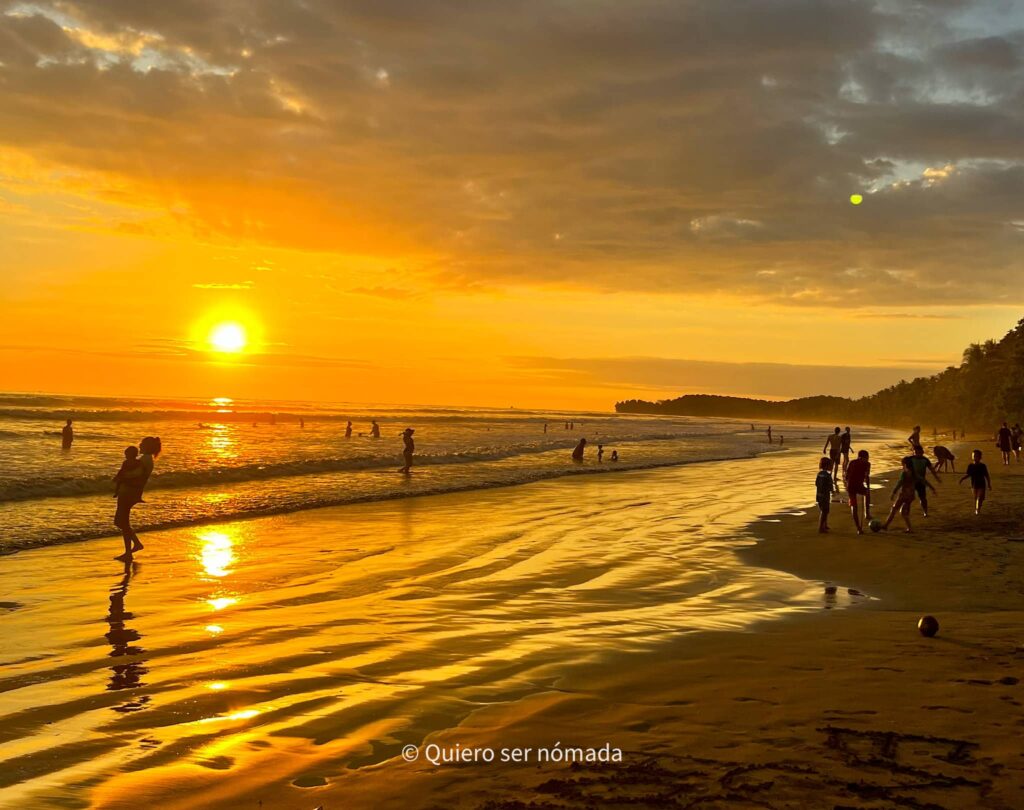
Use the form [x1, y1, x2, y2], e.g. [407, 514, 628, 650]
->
[2, 442, 1023, 808]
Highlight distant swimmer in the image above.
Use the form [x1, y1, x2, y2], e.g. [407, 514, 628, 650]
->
[610, 450, 618, 462]
[960, 449, 992, 515]
[997, 421, 1012, 465]
[371, 420, 381, 439]
[767, 426, 773, 444]
[933, 445, 955, 472]
[345, 420, 353, 439]
[571, 437, 587, 462]
[823, 427, 842, 491]
[908, 425, 921, 449]
[597, 444, 604, 462]
[113, 436, 160, 561]
[846, 450, 871, 534]
[399, 428, 415, 474]
[61, 419, 74, 448]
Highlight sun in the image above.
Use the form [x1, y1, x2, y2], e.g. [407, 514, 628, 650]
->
[208, 322, 248, 353]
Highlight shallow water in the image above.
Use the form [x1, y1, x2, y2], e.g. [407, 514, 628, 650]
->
[0, 437, 906, 808]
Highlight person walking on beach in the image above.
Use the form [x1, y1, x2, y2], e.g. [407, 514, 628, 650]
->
[370, 420, 380, 439]
[933, 445, 956, 472]
[399, 428, 415, 474]
[823, 427, 843, 491]
[1012, 423, 1023, 463]
[960, 450, 992, 515]
[840, 427, 852, 478]
[996, 422, 1013, 465]
[113, 436, 160, 561]
[345, 420, 353, 439]
[903, 444, 941, 517]
[61, 419, 74, 448]
[571, 437, 587, 462]
[845, 449, 871, 534]
[815, 457, 833, 534]
[883, 458, 932, 534]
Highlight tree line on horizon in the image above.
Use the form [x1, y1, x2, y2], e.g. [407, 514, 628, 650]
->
[616, 317, 1024, 432]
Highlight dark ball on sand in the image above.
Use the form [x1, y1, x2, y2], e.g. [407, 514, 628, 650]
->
[917, 615, 939, 637]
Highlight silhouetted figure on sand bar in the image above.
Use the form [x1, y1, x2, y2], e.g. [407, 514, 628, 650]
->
[399, 428, 415, 474]
[371, 420, 381, 439]
[61, 419, 74, 448]
[571, 437, 587, 462]
[113, 436, 160, 561]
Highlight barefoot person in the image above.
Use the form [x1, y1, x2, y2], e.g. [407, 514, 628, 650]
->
[960, 449, 992, 515]
[113, 436, 160, 561]
[903, 444, 941, 517]
[933, 445, 955, 472]
[840, 426, 852, 479]
[399, 428, 415, 474]
[815, 457, 833, 533]
[845, 449, 871, 534]
[823, 427, 842, 491]
[883, 458, 929, 534]
[996, 422, 1013, 465]
[1012, 423, 1023, 463]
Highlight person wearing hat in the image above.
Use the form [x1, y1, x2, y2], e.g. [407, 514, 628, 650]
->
[400, 428, 415, 473]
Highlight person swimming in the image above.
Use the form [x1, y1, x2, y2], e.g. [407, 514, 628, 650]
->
[571, 437, 587, 461]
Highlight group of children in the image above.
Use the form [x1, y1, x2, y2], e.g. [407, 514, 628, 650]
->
[815, 427, 995, 535]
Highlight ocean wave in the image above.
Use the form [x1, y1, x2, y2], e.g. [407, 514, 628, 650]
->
[0, 450, 772, 553]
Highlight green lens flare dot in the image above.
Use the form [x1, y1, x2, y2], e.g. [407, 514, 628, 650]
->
[850, 193, 864, 205]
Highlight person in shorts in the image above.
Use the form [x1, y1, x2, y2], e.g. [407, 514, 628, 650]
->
[823, 427, 843, 491]
[902, 444, 941, 517]
[845, 449, 871, 534]
[960, 449, 992, 515]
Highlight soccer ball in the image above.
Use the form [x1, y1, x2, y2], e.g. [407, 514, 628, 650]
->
[868, 518, 882, 533]
[917, 615, 939, 637]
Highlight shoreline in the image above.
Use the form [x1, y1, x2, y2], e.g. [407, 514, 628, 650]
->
[3, 439, 1021, 808]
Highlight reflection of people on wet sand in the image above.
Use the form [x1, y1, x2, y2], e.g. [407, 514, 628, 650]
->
[933, 445, 955, 472]
[371, 420, 381, 439]
[399, 428, 415, 474]
[113, 436, 160, 561]
[572, 437, 587, 462]
[106, 561, 148, 698]
[61, 419, 74, 448]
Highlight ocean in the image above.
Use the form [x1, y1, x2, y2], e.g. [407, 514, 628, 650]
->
[0, 393, 892, 554]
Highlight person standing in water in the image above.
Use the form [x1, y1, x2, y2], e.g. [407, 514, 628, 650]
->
[345, 420, 353, 439]
[571, 437, 587, 461]
[113, 436, 160, 561]
[371, 420, 381, 439]
[399, 428, 415, 473]
[767, 426, 773, 444]
[61, 419, 74, 448]
[908, 425, 921, 449]
[840, 426, 852, 478]
[597, 444, 604, 462]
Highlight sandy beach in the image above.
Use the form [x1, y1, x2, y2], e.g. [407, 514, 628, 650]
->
[2, 441, 1022, 809]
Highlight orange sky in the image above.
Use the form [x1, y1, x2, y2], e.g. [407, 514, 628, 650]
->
[1, 1, 1022, 409]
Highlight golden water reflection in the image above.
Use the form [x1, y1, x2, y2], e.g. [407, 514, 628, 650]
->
[205, 423, 237, 460]
[198, 530, 235, 578]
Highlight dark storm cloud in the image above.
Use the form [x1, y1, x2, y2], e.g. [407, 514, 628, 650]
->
[0, 0, 1022, 303]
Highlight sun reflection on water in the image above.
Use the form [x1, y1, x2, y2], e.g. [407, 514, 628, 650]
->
[198, 530, 235, 578]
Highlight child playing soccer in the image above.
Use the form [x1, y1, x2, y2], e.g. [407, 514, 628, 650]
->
[960, 449, 992, 515]
[884, 458, 935, 533]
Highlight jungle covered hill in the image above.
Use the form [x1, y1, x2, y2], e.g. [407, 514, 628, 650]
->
[616, 318, 1024, 431]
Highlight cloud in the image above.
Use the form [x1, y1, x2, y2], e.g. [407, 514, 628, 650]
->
[0, 0, 1022, 305]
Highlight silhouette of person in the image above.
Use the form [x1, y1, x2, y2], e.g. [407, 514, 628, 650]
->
[908, 424, 921, 449]
[400, 428, 415, 473]
[840, 427, 852, 477]
[543, 423, 548, 433]
[597, 444, 604, 462]
[767, 426, 772, 444]
[345, 420, 353, 438]
[300, 418, 305, 429]
[371, 420, 381, 439]
[610, 450, 619, 462]
[571, 437, 587, 462]
[997, 421, 1013, 465]
[113, 436, 160, 561]
[823, 427, 842, 490]
[61, 419, 74, 448]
